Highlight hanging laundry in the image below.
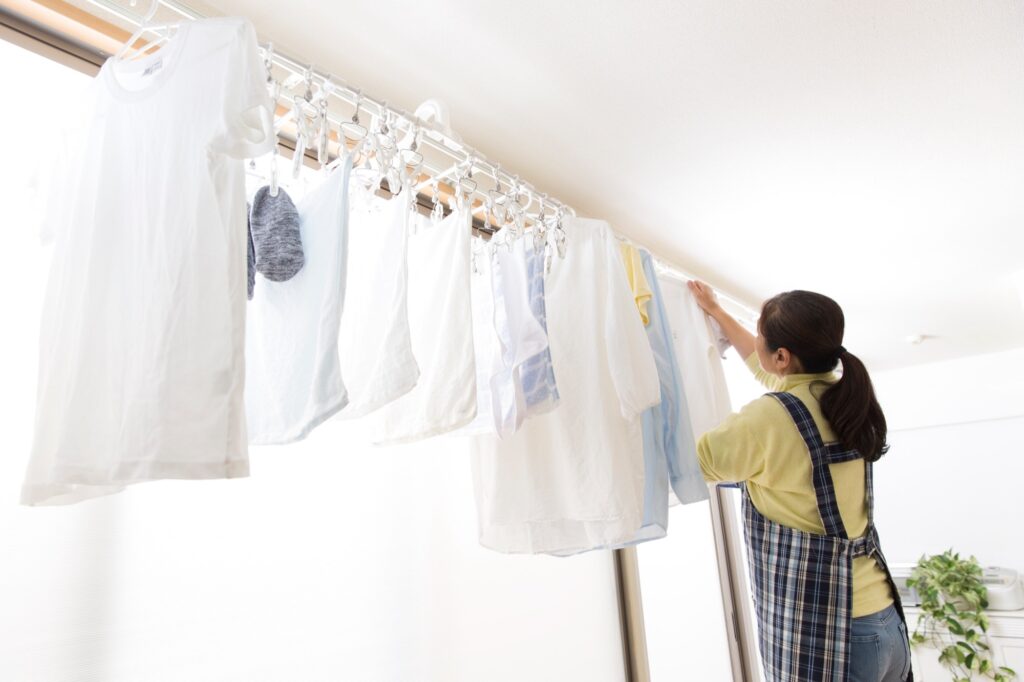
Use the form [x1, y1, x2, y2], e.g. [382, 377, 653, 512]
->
[639, 251, 707, 506]
[336, 177, 419, 418]
[374, 199, 476, 444]
[544, 244, 666, 556]
[518, 242, 559, 415]
[620, 242, 653, 324]
[471, 218, 660, 556]
[22, 18, 274, 505]
[244, 156, 353, 444]
[611, 243, 670, 544]
[657, 275, 733, 443]
[462, 234, 552, 438]
[460, 238, 500, 436]
[489, 237, 550, 436]
[249, 185, 305, 282]
[557, 246, 705, 556]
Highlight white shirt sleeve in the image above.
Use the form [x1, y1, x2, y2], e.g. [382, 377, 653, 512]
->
[602, 229, 661, 420]
[210, 20, 275, 159]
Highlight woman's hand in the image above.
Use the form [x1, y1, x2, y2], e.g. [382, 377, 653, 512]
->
[688, 280, 722, 316]
[688, 279, 757, 358]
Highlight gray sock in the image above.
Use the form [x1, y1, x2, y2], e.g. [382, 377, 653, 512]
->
[250, 186, 305, 282]
[247, 202, 256, 300]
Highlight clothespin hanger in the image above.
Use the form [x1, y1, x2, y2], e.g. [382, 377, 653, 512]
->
[316, 75, 335, 169]
[115, 0, 164, 60]
[341, 90, 368, 149]
[532, 194, 548, 253]
[288, 66, 318, 179]
[399, 125, 424, 189]
[458, 155, 478, 200]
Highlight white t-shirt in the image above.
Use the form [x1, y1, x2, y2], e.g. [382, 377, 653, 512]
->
[657, 275, 733, 439]
[336, 178, 419, 418]
[245, 157, 353, 444]
[374, 201, 476, 444]
[471, 217, 661, 555]
[23, 18, 274, 505]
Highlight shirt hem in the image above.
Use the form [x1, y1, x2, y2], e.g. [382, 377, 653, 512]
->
[248, 393, 349, 446]
[336, 367, 420, 420]
[478, 514, 644, 556]
[374, 408, 478, 447]
[21, 459, 250, 506]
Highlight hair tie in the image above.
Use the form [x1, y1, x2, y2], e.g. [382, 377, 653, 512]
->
[837, 345, 847, 355]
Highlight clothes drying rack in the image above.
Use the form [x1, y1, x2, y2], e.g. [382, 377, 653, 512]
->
[64, 0, 758, 324]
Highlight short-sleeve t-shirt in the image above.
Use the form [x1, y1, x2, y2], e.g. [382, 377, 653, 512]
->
[23, 18, 275, 505]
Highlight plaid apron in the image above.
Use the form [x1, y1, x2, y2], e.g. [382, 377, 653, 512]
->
[742, 391, 913, 682]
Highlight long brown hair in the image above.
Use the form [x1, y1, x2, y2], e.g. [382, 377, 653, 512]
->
[759, 290, 889, 462]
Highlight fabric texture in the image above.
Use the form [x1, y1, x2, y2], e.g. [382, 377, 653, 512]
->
[336, 177, 418, 418]
[518, 243, 559, 414]
[374, 198, 476, 444]
[244, 157, 353, 444]
[619, 243, 652, 325]
[741, 391, 912, 682]
[471, 217, 660, 556]
[461, 234, 551, 438]
[249, 185, 304, 282]
[850, 604, 913, 682]
[24, 17, 274, 505]
[698, 351, 894, 616]
[488, 237, 550, 436]
[639, 251, 706, 507]
[657, 275, 733, 440]
[461, 240, 499, 435]
[246, 202, 255, 299]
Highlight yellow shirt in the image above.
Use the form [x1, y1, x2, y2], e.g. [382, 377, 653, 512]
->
[619, 244, 652, 325]
[697, 352, 893, 617]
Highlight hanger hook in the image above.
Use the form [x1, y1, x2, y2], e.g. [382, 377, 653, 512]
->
[303, 66, 314, 102]
[263, 42, 274, 84]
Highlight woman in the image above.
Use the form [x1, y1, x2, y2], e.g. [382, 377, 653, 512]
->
[689, 282, 912, 682]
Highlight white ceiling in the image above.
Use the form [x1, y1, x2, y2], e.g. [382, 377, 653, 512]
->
[198, 0, 1024, 371]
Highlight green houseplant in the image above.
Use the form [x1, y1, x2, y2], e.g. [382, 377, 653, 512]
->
[906, 550, 1017, 682]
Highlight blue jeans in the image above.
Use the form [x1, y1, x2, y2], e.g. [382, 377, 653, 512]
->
[850, 603, 912, 682]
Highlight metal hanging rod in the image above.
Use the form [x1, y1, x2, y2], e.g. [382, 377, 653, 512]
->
[615, 233, 759, 323]
[80, 0, 759, 318]
[82, 0, 575, 225]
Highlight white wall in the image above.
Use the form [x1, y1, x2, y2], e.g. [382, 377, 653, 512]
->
[870, 348, 1024, 573]
[0, 38, 626, 682]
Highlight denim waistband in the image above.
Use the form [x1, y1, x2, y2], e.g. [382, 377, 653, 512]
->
[853, 602, 897, 625]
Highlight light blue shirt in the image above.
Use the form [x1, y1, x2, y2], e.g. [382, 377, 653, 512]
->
[637, 250, 708, 538]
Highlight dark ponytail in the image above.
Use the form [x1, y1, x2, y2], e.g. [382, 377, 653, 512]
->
[759, 291, 889, 462]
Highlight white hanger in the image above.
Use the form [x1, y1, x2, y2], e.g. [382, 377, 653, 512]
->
[114, 0, 179, 61]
